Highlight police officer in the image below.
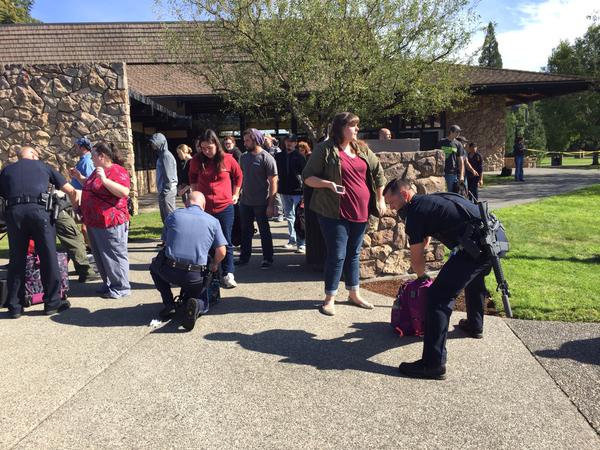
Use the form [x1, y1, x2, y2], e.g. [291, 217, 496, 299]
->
[0, 146, 78, 319]
[150, 191, 227, 331]
[383, 178, 492, 380]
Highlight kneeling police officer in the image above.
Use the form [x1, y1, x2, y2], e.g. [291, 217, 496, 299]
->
[150, 191, 227, 331]
[0, 146, 78, 318]
[384, 179, 497, 380]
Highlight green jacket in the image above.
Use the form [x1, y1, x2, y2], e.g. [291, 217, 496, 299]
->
[302, 139, 386, 219]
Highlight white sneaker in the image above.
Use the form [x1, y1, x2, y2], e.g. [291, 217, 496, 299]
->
[221, 273, 237, 289]
[283, 243, 296, 250]
[295, 246, 306, 254]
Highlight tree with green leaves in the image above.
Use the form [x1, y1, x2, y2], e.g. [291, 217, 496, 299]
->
[539, 22, 600, 165]
[161, 0, 478, 141]
[479, 21, 502, 69]
[0, 0, 38, 24]
[505, 103, 546, 155]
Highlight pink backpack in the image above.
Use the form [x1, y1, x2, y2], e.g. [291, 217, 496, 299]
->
[391, 278, 432, 337]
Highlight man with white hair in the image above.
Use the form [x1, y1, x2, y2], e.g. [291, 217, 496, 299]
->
[149, 191, 227, 331]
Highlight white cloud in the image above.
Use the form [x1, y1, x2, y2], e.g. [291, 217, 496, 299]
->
[474, 0, 596, 71]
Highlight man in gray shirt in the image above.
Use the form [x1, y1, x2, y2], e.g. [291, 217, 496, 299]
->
[237, 128, 278, 269]
[150, 133, 178, 226]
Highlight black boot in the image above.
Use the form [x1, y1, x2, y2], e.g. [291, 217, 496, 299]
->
[398, 359, 446, 380]
[45, 299, 71, 316]
[181, 298, 199, 331]
[457, 319, 483, 339]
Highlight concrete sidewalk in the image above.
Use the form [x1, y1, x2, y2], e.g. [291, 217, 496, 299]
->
[1, 225, 598, 448]
[481, 167, 599, 209]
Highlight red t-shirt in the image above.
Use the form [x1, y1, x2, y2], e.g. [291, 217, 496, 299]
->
[81, 164, 131, 228]
[188, 152, 243, 214]
[339, 150, 370, 223]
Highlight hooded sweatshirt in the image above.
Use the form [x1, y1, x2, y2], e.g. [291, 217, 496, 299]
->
[150, 133, 178, 195]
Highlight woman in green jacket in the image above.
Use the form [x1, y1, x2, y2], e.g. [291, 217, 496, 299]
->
[303, 112, 386, 316]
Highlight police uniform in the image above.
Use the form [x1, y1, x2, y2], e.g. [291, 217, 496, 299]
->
[0, 159, 69, 317]
[403, 193, 492, 369]
[150, 204, 227, 330]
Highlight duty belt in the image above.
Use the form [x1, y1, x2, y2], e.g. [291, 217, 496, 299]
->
[7, 194, 47, 208]
[165, 256, 207, 273]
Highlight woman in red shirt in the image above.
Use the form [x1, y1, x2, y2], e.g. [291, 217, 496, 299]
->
[189, 129, 243, 288]
[81, 142, 131, 299]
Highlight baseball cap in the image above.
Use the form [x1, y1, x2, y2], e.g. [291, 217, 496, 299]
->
[75, 137, 92, 150]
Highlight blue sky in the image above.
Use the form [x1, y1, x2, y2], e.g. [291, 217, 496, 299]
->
[31, 0, 597, 71]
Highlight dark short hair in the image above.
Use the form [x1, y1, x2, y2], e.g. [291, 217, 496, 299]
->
[383, 178, 412, 196]
[449, 124, 461, 134]
[468, 142, 477, 149]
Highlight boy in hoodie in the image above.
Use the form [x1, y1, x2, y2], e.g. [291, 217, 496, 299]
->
[150, 133, 178, 226]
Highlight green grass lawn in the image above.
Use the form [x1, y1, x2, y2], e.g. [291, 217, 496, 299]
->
[539, 156, 598, 167]
[129, 211, 163, 241]
[480, 174, 516, 187]
[490, 185, 600, 322]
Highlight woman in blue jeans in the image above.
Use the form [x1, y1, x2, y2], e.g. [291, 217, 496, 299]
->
[189, 129, 243, 288]
[303, 112, 387, 316]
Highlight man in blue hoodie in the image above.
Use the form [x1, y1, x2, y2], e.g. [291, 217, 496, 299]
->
[150, 133, 178, 225]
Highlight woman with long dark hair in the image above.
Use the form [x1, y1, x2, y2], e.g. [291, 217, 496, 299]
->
[303, 112, 386, 316]
[189, 130, 243, 288]
[80, 142, 131, 299]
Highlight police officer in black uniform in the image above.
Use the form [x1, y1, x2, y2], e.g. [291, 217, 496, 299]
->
[383, 178, 493, 380]
[0, 146, 78, 319]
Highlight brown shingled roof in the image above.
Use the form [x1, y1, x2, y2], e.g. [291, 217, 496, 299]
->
[0, 22, 590, 98]
[0, 21, 217, 64]
[127, 64, 213, 96]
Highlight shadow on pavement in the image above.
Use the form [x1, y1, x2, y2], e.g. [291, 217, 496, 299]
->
[535, 337, 600, 366]
[50, 303, 158, 327]
[205, 321, 463, 376]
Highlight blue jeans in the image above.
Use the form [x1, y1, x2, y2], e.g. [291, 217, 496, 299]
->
[239, 203, 274, 263]
[444, 174, 458, 192]
[281, 194, 305, 247]
[317, 215, 368, 296]
[514, 154, 524, 181]
[212, 204, 235, 275]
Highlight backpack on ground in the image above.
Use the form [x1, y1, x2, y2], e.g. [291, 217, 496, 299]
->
[24, 251, 70, 307]
[391, 277, 432, 337]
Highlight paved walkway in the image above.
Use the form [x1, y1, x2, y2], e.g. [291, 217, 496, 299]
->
[480, 167, 599, 209]
[508, 320, 600, 434]
[1, 225, 598, 448]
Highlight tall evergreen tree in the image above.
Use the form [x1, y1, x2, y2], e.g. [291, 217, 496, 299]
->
[479, 21, 503, 68]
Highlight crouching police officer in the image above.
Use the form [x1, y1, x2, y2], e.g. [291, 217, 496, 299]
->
[0, 146, 78, 318]
[383, 179, 493, 380]
[150, 191, 227, 331]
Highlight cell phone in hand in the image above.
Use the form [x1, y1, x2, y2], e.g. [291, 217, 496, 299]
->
[335, 184, 346, 194]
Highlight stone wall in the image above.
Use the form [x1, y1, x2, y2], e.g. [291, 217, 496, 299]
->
[0, 63, 136, 205]
[359, 150, 446, 279]
[446, 95, 506, 172]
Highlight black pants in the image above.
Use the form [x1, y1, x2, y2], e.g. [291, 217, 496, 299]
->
[149, 254, 207, 317]
[422, 250, 492, 367]
[5, 204, 62, 313]
[239, 203, 274, 263]
[467, 177, 479, 200]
